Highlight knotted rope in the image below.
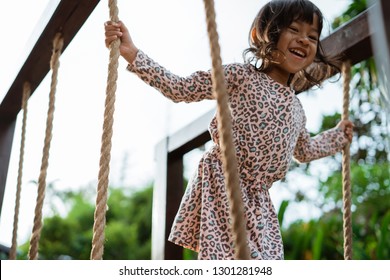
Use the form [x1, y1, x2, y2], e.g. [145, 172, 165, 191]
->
[28, 33, 63, 260]
[341, 61, 353, 260]
[9, 82, 31, 260]
[90, 0, 120, 260]
[202, 0, 250, 260]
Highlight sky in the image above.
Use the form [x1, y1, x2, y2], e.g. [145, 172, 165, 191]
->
[0, 0, 352, 248]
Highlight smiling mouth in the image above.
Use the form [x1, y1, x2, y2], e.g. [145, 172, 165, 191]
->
[289, 48, 307, 58]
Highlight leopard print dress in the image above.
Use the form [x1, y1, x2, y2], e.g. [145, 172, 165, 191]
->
[127, 50, 348, 260]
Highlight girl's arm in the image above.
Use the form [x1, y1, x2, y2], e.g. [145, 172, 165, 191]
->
[126, 50, 219, 103]
[104, 20, 241, 103]
[293, 116, 354, 163]
[105, 20, 215, 102]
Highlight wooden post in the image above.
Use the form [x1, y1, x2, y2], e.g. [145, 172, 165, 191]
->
[152, 138, 184, 260]
[0, 119, 17, 216]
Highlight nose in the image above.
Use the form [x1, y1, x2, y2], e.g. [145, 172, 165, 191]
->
[297, 36, 309, 45]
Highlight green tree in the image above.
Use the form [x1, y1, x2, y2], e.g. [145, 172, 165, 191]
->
[17, 184, 153, 260]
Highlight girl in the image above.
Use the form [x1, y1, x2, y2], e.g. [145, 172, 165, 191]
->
[104, 0, 354, 260]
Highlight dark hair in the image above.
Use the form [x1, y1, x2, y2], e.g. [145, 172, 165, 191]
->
[243, 0, 341, 92]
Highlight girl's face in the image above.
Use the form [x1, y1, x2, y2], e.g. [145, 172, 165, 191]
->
[267, 14, 319, 85]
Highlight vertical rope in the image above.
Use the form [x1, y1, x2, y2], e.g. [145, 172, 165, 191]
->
[202, 0, 250, 259]
[9, 82, 31, 260]
[28, 33, 63, 260]
[90, 0, 120, 260]
[341, 61, 353, 260]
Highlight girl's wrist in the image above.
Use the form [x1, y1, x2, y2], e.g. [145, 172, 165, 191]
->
[123, 47, 139, 64]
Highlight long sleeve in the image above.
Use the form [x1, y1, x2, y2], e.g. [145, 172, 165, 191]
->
[293, 114, 349, 163]
[126, 50, 215, 103]
[126, 50, 242, 103]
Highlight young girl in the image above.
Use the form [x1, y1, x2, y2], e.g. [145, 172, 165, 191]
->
[104, 0, 354, 260]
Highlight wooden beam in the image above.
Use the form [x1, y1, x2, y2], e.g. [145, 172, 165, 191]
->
[152, 137, 186, 260]
[165, 154, 184, 259]
[322, 8, 373, 65]
[168, 110, 214, 156]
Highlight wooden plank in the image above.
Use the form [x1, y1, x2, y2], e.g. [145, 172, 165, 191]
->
[322, 8, 373, 65]
[168, 109, 214, 155]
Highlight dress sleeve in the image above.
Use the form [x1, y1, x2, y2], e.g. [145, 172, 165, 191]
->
[126, 50, 213, 102]
[293, 114, 349, 163]
[126, 50, 241, 103]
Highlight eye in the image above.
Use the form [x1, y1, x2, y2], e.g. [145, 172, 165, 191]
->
[308, 35, 319, 42]
[289, 26, 299, 32]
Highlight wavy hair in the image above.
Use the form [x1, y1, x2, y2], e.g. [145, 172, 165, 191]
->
[243, 0, 341, 93]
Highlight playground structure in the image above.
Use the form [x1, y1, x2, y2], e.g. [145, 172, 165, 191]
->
[0, 0, 389, 259]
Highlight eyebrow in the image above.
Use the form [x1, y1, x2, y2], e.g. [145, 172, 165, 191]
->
[291, 21, 319, 33]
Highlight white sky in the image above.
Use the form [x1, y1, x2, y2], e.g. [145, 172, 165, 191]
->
[0, 0, 351, 247]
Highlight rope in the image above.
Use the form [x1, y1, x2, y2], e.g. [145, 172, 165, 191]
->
[28, 33, 63, 260]
[90, 0, 120, 260]
[341, 61, 353, 260]
[202, 0, 250, 260]
[9, 82, 31, 260]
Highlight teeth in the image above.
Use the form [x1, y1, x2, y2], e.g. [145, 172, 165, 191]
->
[290, 49, 306, 57]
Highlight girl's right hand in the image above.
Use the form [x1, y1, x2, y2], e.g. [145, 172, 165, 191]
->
[336, 120, 354, 143]
[104, 20, 138, 64]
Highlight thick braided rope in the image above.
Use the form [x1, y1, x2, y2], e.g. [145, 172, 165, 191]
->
[9, 82, 31, 260]
[341, 61, 353, 260]
[90, 0, 120, 260]
[202, 0, 250, 260]
[28, 33, 63, 260]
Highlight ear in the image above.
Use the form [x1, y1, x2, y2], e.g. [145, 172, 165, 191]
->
[251, 27, 257, 43]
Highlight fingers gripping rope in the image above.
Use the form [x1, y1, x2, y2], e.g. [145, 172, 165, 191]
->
[90, 0, 120, 260]
[202, 0, 250, 260]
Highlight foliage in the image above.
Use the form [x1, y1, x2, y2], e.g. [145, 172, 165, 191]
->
[282, 162, 390, 260]
[331, 0, 368, 29]
[16, 184, 153, 260]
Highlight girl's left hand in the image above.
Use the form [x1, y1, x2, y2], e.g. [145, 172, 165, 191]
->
[336, 120, 354, 143]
